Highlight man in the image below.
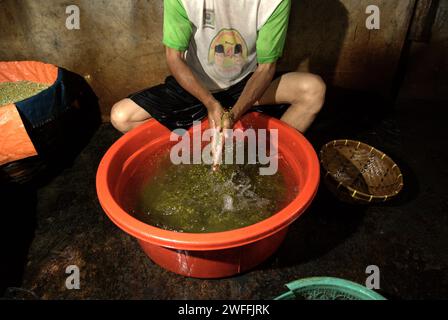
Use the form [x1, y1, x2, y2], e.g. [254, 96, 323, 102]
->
[111, 0, 325, 135]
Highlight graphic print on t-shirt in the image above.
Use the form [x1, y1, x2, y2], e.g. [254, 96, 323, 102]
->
[203, 9, 215, 29]
[208, 29, 248, 80]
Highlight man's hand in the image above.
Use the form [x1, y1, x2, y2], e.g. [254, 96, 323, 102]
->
[221, 110, 235, 138]
[207, 102, 224, 171]
[208, 103, 235, 141]
[207, 100, 225, 130]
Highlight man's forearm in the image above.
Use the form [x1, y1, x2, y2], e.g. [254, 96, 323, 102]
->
[166, 48, 218, 110]
[231, 63, 276, 120]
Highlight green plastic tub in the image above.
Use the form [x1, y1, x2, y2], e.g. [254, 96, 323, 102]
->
[274, 277, 386, 300]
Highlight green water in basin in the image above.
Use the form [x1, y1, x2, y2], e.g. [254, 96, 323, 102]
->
[126, 153, 293, 233]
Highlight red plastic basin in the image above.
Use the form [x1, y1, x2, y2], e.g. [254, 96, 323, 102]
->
[96, 112, 320, 278]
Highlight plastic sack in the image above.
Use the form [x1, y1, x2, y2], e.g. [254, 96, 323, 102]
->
[0, 61, 58, 165]
[0, 61, 100, 184]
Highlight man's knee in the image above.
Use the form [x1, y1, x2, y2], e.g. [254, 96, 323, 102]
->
[299, 74, 326, 102]
[305, 74, 326, 98]
[291, 73, 326, 113]
[110, 99, 132, 132]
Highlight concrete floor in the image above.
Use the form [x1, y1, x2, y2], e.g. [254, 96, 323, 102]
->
[1, 93, 447, 300]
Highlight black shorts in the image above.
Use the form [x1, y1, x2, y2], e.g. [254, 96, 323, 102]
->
[128, 73, 289, 131]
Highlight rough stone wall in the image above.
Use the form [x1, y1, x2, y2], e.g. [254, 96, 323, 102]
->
[0, 0, 416, 120]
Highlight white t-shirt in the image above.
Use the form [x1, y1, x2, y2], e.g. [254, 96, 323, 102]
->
[163, 0, 289, 92]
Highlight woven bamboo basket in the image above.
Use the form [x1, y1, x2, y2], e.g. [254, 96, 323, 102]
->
[320, 139, 403, 204]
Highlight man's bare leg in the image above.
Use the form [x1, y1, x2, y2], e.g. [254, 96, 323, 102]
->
[254, 72, 326, 132]
[110, 72, 325, 134]
[110, 98, 152, 133]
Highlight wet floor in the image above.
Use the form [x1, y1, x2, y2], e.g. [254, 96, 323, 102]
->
[1, 93, 447, 299]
